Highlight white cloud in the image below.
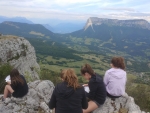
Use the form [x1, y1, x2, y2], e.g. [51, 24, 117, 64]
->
[0, 0, 150, 22]
[103, 7, 135, 12]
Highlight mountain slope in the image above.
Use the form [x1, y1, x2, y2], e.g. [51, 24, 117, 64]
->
[0, 21, 54, 38]
[69, 18, 150, 57]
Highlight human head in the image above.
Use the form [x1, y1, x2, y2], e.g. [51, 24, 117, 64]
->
[111, 57, 125, 70]
[80, 64, 95, 80]
[10, 69, 20, 78]
[10, 69, 24, 85]
[60, 68, 80, 89]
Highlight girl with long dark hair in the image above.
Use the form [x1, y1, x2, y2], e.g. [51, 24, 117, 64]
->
[3, 69, 28, 100]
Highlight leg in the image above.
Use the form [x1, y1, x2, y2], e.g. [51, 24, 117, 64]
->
[52, 108, 55, 113]
[3, 85, 14, 99]
[83, 101, 98, 113]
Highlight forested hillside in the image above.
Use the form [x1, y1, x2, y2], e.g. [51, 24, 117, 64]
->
[69, 24, 150, 57]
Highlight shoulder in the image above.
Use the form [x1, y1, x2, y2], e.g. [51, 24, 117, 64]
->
[95, 74, 102, 78]
[106, 68, 114, 73]
[121, 69, 126, 73]
[118, 69, 126, 75]
[76, 86, 85, 93]
[55, 82, 63, 88]
[78, 86, 84, 90]
[89, 76, 95, 83]
[20, 75, 25, 79]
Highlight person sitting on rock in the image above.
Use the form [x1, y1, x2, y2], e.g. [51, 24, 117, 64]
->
[49, 68, 88, 113]
[2, 69, 28, 101]
[104, 56, 127, 99]
[81, 64, 106, 113]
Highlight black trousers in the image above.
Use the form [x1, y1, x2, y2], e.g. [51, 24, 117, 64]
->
[107, 92, 121, 99]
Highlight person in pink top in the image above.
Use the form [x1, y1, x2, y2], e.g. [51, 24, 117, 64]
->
[104, 57, 127, 98]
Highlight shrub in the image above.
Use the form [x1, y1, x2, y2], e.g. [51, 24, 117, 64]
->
[0, 63, 13, 93]
[126, 74, 150, 112]
[39, 68, 61, 86]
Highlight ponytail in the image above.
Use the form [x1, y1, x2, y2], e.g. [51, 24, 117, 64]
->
[61, 69, 80, 89]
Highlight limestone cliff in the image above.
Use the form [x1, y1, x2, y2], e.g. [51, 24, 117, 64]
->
[0, 35, 40, 79]
[0, 80, 148, 113]
[84, 17, 150, 31]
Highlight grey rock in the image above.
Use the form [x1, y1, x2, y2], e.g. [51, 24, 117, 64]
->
[93, 93, 144, 113]
[4, 98, 11, 104]
[0, 80, 148, 113]
[13, 104, 21, 112]
[0, 35, 40, 79]
[40, 102, 51, 113]
[0, 80, 54, 113]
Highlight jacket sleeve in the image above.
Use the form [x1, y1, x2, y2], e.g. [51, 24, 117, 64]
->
[103, 71, 109, 86]
[49, 88, 56, 109]
[82, 88, 88, 109]
[87, 81, 98, 100]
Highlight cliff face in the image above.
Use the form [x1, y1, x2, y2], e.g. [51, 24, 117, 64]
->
[84, 17, 150, 31]
[0, 35, 40, 79]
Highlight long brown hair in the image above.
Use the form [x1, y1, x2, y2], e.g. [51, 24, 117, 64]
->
[10, 69, 24, 85]
[60, 68, 80, 89]
[80, 64, 95, 76]
[111, 57, 126, 70]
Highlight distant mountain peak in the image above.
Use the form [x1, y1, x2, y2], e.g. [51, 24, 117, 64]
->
[84, 17, 150, 31]
[0, 16, 33, 24]
[84, 18, 95, 32]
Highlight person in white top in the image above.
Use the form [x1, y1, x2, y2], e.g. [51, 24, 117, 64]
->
[104, 57, 127, 98]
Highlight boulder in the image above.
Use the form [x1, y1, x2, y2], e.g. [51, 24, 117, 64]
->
[0, 80, 54, 113]
[0, 80, 149, 113]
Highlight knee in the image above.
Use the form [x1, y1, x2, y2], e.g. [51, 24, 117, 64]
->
[5, 85, 10, 89]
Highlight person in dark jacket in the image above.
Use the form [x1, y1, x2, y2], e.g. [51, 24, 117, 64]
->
[49, 68, 88, 113]
[3, 69, 28, 100]
[81, 64, 107, 113]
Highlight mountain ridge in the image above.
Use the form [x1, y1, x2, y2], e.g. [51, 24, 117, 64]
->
[1, 18, 150, 58]
[84, 17, 150, 31]
[0, 16, 33, 24]
[0, 21, 54, 38]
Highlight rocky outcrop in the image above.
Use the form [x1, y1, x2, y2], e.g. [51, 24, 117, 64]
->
[84, 17, 150, 31]
[93, 93, 148, 113]
[0, 80, 149, 113]
[0, 35, 40, 79]
[0, 80, 54, 113]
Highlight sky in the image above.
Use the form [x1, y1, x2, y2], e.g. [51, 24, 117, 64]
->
[0, 0, 150, 24]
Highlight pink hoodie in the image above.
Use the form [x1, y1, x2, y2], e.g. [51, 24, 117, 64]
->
[104, 68, 127, 96]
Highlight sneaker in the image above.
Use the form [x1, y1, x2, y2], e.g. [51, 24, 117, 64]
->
[7, 94, 11, 98]
[1, 96, 5, 101]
